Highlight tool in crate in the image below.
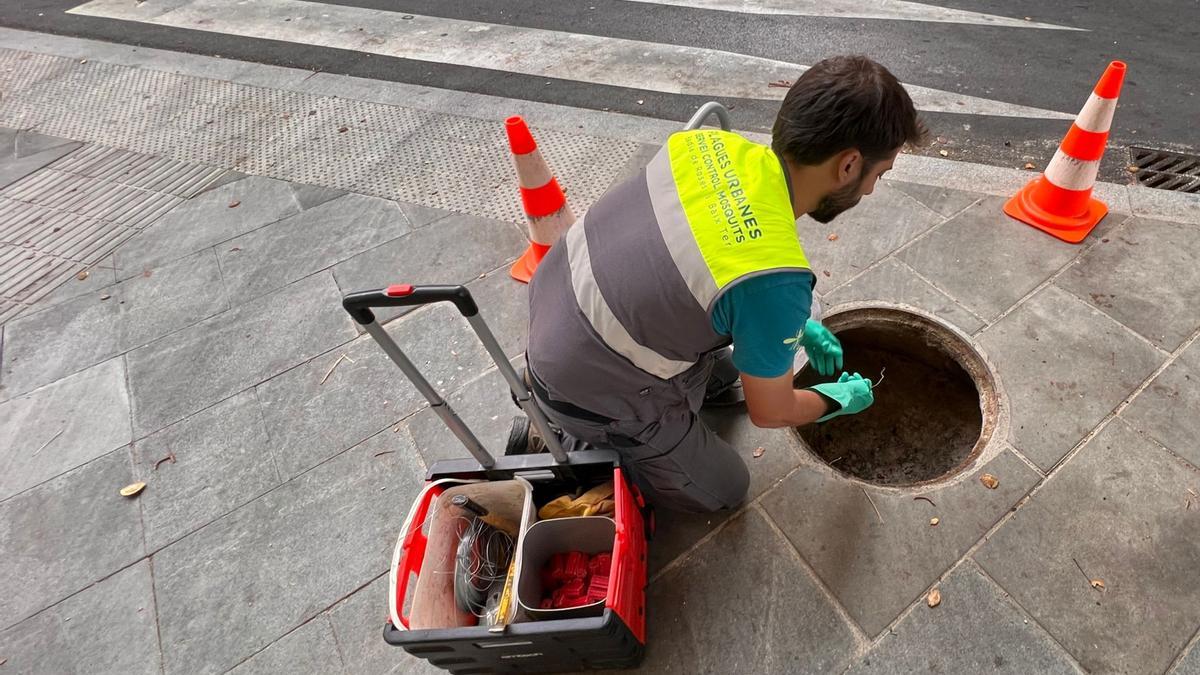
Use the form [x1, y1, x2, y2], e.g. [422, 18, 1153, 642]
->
[342, 283, 648, 674]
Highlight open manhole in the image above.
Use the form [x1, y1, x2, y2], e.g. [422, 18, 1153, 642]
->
[1128, 147, 1200, 193]
[793, 306, 999, 487]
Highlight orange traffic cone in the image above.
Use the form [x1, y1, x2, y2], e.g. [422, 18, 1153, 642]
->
[1004, 61, 1127, 243]
[505, 116, 576, 283]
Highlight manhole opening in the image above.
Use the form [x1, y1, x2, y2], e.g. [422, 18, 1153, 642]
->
[792, 308, 996, 487]
[1128, 147, 1200, 193]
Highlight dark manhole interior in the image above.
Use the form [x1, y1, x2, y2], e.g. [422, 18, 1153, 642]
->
[793, 308, 994, 487]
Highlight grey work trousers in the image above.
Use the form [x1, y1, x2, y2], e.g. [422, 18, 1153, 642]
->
[530, 354, 751, 514]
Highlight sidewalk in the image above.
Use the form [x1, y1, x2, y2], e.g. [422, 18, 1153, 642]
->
[3, 27, 1200, 675]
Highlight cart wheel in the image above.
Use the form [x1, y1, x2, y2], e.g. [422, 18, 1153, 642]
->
[504, 416, 531, 456]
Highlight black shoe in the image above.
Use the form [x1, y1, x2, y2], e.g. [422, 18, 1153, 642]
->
[504, 416, 532, 456]
[703, 348, 745, 407]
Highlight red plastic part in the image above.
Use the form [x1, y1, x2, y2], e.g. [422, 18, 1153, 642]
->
[384, 284, 414, 297]
[505, 116, 537, 155]
[586, 572, 609, 603]
[1058, 124, 1108, 161]
[519, 179, 567, 218]
[589, 552, 613, 577]
[510, 242, 551, 284]
[393, 482, 449, 629]
[1093, 61, 1127, 99]
[607, 468, 647, 644]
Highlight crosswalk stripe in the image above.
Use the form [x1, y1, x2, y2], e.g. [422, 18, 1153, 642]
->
[67, 0, 1074, 120]
[624, 0, 1082, 30]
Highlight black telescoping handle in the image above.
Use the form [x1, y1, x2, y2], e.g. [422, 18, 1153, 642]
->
[341, 283, 568, 467]
[342, 284, 478, 325]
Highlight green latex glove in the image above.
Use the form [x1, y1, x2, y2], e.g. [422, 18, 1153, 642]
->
[798, 319, 843, 377]
[809, 372, 875, 423]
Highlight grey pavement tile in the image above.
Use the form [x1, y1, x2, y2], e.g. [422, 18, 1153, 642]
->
[2, 249, 228, 396]
[886, 180, 983, 218]
[605, 142, 658, 190]
[218, 193, 411, 304]
[798, 182, 943, 288]
[824, 258, 985, 334]
[1058, 218, 1200, 351]
[462, 268, 530, 358]
[1129, 185, 1200, 225]
[641, 508, 858, 674]
[761, 449, 1038, 637]
[290, 183, 347, 211]
[976, 419, 1200, 675]
[0, 129, 82, 191]
[0, 447, 143, 628]
[195, 169, 247, 196]
[256, 299, 495, 480]
[327, 574, 442, 675]
[126, 271, 355, 437]
[405, 364, 524, 470]
[131, 390, 280, 551]
[153, 429, 424, 675]
[113, 176, 301, 277]
[0, 357, 130, 500]
[331, 212, 525, 325]
[31, 254, 118, 311]
[978, 285, 1166, 470]
[899, 196, 1104, 321]
[1173, 641, 1200, 675]
[1122, 340, 1200, 468]
[0, 560, 160, 675]
[846, 563, 1081, 675]
[228, 615, 344, 675]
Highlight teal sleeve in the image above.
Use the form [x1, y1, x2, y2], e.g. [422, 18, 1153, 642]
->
[711, 272, 815, 378]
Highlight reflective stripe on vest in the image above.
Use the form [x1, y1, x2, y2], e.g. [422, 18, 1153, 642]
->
[567, 130, 811, 380]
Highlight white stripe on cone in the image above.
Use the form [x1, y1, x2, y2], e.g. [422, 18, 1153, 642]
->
[512, 150, 554, 189]
[1074, 93, 1119, 134]
[1043, 151, 1100, 192]
[528, 208, 575, 246]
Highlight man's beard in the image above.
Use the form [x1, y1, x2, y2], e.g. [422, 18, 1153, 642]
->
[808, 172, 865, 224]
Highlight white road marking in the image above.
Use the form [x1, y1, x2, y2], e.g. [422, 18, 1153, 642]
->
[623, 0, 1083, 30]
[68, 0, 1075, 119]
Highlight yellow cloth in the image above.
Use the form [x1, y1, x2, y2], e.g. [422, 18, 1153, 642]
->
[538, 481, 616, 520]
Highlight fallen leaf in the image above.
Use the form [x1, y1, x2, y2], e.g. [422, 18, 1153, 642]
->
[100, 294, 111, 301]
[767, 79, 792, 88]
[980, 473, 999, 489]
[636, 99, 644, 105]
[120, 482, 146, 497]
[1090, 579, 1105, 591]
[142, 270, 153, 278]
[1024, 162, 1037, 170]
[930, 517, 940, 526]
[938, 149, 949, 157]
[1126, 164, 1139, 173]
[76, 270, 90, 281]
[753, 446, 766, 459]
[822, 270, 831, 277]
[229, 246, 242, 252]
[827, 233, 839, 241]
[927, 588, 942, 607]
[338, 126, 349, 133]
[80, 59, 88, 64]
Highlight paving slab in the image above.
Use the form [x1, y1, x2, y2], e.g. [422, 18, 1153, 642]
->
[113, 176, 301, 277]
[640, 508, 858, 674]
[1129, 185, 1200, 225]
[227, 616, 343, 675]
[1, 248, 228, 396]
[978, 284, 1165, 470]
[0, 128, 81, 190]
[405, 363, 524, 470]
[152, 428, 424, 675]
[886, 180, 983, 218]
[1058, 217, 1200, 351]
[975, 419, 1200, 675]
[131, 390, 280, 551]
[256, 298, 495, 480]
[761, 449, 1038, 637]
[0, 356, 130, 500]
[331, 211, 525, 325]
[0, 560, 160, 675]
[31, 254, 119, 310]
[126, 270, 356, 437]
[845, 563, 1082, 675]
[899, 196, 1109, 321]
[327, 574, 442, 675]
[1121, 339, 1200, 469]
[0, 447, 142, 628]
[1173, 640, 1200, 675]
[218, 193, 412, 304]
[797, 182, 943, 288]
[823, 258, 985, 335]
[287, 183, 346, 211]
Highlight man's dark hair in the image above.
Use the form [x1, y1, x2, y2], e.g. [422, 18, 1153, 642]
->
[772, 55, 927, 166]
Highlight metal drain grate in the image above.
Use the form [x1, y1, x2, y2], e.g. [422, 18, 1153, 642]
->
[1129, 147, 1200, 193]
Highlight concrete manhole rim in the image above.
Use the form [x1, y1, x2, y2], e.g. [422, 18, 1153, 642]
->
[793, 301, 1010, 494]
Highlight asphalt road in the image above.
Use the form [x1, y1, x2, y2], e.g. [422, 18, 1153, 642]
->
[3, 0, 1197, 181]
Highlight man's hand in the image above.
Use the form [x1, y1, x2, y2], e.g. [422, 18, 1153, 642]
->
[798, 319, 843, 377]
[808, 372, 875, 422]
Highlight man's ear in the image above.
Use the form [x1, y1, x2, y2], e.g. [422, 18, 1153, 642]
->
[835, 149, 863, 185]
